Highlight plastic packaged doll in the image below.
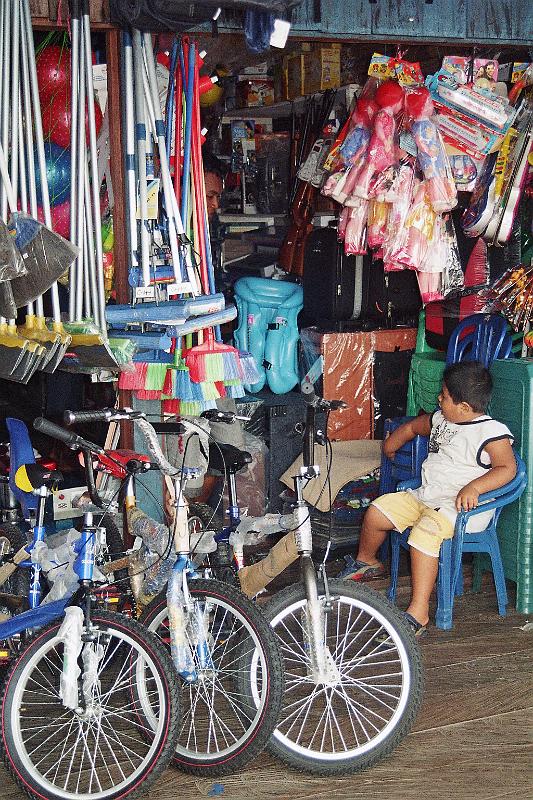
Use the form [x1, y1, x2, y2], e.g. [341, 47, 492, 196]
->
[405, 87, 457, 212]
[350, 80, 405, 200]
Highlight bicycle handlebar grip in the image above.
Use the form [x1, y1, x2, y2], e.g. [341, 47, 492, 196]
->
[34, 417, 86, 447]
[34, 417, 103, 453]
[64, 409, 113, 425]
[201, 409, 236, 423]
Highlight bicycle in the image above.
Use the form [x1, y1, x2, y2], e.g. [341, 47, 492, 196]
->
[54, 408, 285, 777]
[0, 453, 181, 800]
[196, 384, 425, 775]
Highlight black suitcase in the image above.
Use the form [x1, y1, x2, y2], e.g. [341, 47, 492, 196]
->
[302, 224, 422, 329]
[302, 225, 365, 327]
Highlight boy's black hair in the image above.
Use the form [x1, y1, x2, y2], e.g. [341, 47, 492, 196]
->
[202, 148, 226, 181]
[443, 361, 493, 413]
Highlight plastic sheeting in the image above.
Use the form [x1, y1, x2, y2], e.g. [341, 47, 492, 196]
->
[300, 327, 417, 440]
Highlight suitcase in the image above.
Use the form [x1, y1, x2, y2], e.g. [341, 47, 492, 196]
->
[302, 225, 364, 327]
[302, 224, 421, 329]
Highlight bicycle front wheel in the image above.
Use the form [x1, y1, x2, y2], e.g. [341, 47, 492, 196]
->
[1, 610, 181, 800]
[140, 578, 284, 776]
[264, 580, 424, 775]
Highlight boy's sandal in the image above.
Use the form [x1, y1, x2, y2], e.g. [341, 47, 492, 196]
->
[337, 556, 387, 582]
[404, 612, 428, 639]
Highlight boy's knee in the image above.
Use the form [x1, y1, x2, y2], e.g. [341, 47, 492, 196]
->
[408, 512, 454, 558]
[364, 502, 395, 530]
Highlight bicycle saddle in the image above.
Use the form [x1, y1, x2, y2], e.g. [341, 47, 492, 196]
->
[14, 463, 63, 492]
[208, 443, 252, 474]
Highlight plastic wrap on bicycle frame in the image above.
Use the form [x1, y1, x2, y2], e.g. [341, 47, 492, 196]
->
[109, 0, 302, 31]
[127, 506, 175, 604]
[0, 598, 71, 639]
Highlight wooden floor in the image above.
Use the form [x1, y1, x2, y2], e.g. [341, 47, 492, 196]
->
[2, 577, 532, 800]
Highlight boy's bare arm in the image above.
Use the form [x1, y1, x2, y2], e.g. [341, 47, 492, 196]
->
[455, 438, 517, 512]
[383, 414, 431, 459]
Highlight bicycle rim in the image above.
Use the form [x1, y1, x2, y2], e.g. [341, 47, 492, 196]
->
[264, 580, 423, 774]
[141, 579, 283, 773]
[2, 613, 176, 800]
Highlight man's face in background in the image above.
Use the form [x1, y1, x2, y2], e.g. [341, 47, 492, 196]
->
[205, 171, 223, 219]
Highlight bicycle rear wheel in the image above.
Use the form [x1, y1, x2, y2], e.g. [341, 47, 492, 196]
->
[140, 578, 284, 776]
[1, 610, 181, 800]
[264, 580, 423, 775]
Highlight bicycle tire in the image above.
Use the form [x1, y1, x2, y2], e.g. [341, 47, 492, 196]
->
[0, 523, 30, 606]
[1, 610, 181, 800]
[139, 578, 284, 776]
[264, 579, 424, 775]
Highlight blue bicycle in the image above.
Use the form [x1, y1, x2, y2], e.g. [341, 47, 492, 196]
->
[0, 435, 181, 800]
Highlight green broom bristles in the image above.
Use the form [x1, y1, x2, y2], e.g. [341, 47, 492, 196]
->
[144, 362, 168, 391]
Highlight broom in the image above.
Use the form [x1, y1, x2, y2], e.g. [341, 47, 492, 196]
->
[184, 44, 244, 386]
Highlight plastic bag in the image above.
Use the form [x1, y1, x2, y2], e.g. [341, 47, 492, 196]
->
[344, 201, 369, 255]
[0, 219, 26, 282]
[441, 216, 465, 296]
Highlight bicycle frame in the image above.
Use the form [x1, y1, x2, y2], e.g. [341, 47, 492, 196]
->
[0, 485, 103, 650]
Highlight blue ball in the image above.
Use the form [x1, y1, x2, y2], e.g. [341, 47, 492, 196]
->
[34, 142, 71, 206]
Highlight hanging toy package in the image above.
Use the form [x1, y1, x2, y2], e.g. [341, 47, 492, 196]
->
[404, 87, 457, 213]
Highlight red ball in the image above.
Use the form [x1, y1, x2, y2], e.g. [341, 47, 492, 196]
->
[36, 45, 71, 100]
[37, 200, 71, 239]
[41, 87, 104, 149]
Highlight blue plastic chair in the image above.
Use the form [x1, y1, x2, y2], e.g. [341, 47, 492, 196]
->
[445, 313, 513, 367]
[377, 418, 429, 564]
[6, 417, 38, 518]
[387, 450, 527, 630]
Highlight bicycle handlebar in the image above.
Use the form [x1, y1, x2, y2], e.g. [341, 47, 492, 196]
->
[300, 381, 347, 412]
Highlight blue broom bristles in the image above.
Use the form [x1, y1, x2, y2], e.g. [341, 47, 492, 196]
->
[221, 350, 243, 382]
[238, 351, 261, 385]
[225, 382, 246, 398]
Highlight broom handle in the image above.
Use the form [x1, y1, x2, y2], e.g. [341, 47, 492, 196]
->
[142, 32, 184, 281]
[75, 19, 87, 322]
[174, 52, 182, 205]
[9, 0, 21, 206]
[123, 31, 139, 279]
[82, 0, 106, 332]
[0, 0, 10, 221]
[21, 0, 62, 326]
[19, 2, 38, 319]
[0, 142, 18, 215]
[132, 30, 150, 288]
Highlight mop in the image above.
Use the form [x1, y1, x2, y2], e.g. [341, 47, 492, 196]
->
[18, 0, 73, 372]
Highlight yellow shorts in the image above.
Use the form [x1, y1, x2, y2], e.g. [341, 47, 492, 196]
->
[372, 492, 455, 558]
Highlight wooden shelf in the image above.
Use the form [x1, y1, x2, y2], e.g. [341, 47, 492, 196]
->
[221, 83, 360, 122]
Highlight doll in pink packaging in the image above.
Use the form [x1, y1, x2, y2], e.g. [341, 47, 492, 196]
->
[323, 96, 378, 202]
[405, 87, 457, 212]
[349, 80, 405, 201]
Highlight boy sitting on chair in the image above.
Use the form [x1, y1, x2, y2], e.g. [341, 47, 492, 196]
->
[340, 361, 516, 636]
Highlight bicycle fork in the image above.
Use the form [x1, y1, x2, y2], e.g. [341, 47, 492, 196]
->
[293, 489, 340, 686]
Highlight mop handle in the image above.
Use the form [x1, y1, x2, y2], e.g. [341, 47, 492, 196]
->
[132, 29, 150, 288]
[0, 141, 18, 214]
[122, 31, 138, 271]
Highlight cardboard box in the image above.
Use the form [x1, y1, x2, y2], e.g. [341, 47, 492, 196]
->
[303, 45, 340, 95]
[285, 53, 305, 99]
[237, 77, 275, 107]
